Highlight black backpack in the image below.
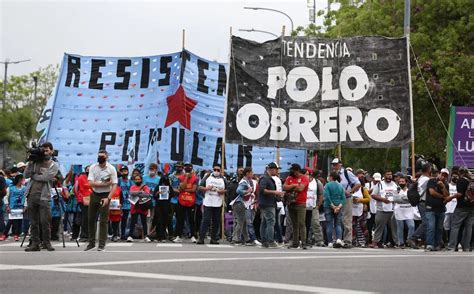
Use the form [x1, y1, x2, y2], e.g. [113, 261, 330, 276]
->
[407, 181, 421, 207]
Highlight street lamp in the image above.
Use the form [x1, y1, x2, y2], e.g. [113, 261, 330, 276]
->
[0, 58, 31, 111]
[244, 7, 294, 34]
[238, 28, 279, 38]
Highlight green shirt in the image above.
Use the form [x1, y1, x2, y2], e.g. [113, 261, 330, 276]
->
[323, 181, 346, 208]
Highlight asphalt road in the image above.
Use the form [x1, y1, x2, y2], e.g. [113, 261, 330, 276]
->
[1, 240, 473, 294]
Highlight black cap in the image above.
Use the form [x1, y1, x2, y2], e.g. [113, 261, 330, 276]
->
[119, 165, 128, 171]
[184, 162, 193, 167]
[289, 163, 301, 172]
[266, 162, 281, 169]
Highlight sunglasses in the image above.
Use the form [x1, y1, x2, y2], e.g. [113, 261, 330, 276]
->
[213, 168, 221, 172]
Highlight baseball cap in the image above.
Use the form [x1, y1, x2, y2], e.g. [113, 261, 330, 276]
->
[266, 162, 281, 169]
[373, 172, 382, 181]
[355, 169, 366, 175]
[119, 165, 128, 171]
[289, 163, 302, 172]
[331, 158, 341, 164]
[16, 162, 26, 169]
[440, 168, 450, 176]
[184, 162, 193, 167]
[175, 161, 184, 167]
[394, 172, 405, 178]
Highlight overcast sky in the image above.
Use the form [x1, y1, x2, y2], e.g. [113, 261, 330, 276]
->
[1, 0, 333, 77]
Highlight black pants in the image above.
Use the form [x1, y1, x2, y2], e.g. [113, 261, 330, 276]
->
[367, 212, 376, 243]
[305, 209, 313, 241]
[4, 219, 22, 236]
[129, 213, 147, 239]
[121, 209, 130, 239]
[199, 206, 221, 241]
[176, 204, 195, 238]
[71, 211, 82, 239]
[79, 203, 89, 239]
[154, 204, 171, 240]
[111, 221, 120, 237]
[51, 217, 61, 240]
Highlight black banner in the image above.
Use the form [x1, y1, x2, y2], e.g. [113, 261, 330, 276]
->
[225, 36, 411, 149]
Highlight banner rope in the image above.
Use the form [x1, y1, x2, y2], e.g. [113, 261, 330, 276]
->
[410, 43, 468, 168]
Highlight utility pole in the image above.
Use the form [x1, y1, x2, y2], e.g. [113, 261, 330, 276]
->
[1, 59, 30, 111]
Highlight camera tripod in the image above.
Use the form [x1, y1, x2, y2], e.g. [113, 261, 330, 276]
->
[21, 186, 80, 248]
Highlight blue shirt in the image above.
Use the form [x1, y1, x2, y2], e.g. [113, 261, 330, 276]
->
[8, 186, 26, 209]
[323, 181, 346, 208]
[118, 177, 132, 210]
[258, 175, 277, 208]
[144, 175, 160, 207]
[169, 172, 182, 204]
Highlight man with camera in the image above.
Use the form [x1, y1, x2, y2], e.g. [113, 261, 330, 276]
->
[23, 142, 59, 252]
[85, 150, 118, 251]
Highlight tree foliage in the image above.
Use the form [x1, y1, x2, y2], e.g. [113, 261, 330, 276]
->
[295, 0, 473, 171]
[0, 65, 58, 162]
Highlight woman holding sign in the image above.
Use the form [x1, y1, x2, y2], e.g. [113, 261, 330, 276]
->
[0, 174, 26, 241]
[152, 175, 174, 241]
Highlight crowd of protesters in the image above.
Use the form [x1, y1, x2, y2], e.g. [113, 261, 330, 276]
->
[0, 151, 472, 252]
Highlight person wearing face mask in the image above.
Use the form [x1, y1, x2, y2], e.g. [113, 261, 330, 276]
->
[443, 173, 458, 245]
[197, 165, 227, 244]
[173, 163, 198, 243]
[118, 166, 132, 241]
[369, 169, 398, 248]
[168, 162, 184, 240]
[393, 176, 416, 248]
[424, 168, 450, 251]
[23, 142, 59, 252]
[143, 163, 160, 242]
[73, 165, 91, 242]
[127, 174, 151, 242]
[84, 150, 118, 251]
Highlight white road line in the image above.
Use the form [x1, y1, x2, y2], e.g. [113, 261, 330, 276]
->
[104, 243, 134, 247]
[156, 243, 183, 248]
[13, 265, 376, 294]
[33, 253, 474, 268]
[205, 244, 234, 248]
[0, 243, 23, 247]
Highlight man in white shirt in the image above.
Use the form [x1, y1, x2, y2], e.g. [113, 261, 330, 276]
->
[197, 165, 227, 244]
[444, 173, 458, 242]
[85, 150, 118, 251]
[369, 169, 398, 248]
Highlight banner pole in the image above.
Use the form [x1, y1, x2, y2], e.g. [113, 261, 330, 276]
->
[275, 25, 285, 166]
[221, 26, 232, 241]
[337, 144, 342, 161]
[182, 29, 186, 50]
[404, 0, 416, 177]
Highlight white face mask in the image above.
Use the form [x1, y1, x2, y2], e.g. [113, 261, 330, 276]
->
[213, 171, 220, 177]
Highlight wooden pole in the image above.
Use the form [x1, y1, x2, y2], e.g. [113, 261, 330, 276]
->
[221, 26, 232, 241]
[275, 25, 286, 166]
[337, 144, 342, 161]
[182, 29, 186, 50]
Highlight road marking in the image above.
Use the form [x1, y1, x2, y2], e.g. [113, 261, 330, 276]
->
[0, 243, 23, 247]
[12, 264, 376, 294]
[30, 253, 473, 268]
[205, 244, 233, 248]
[156, 243, 183, 248]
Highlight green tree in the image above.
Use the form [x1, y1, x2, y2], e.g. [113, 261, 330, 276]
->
[0, 64, 58, 164]
[295, 0, 473, 171]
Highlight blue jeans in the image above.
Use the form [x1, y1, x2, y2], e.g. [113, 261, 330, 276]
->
[199, 206, 221, 241]
[260, 206, 276, 243]
[325, 206, 343, 242]
[245, 208, 257, 241]
[411, 202, 426, 241]
[425, 210, 445, 248]
[396, 219, 415, 245]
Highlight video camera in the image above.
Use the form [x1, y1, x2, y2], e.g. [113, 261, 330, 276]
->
[27, 142, 58, 162]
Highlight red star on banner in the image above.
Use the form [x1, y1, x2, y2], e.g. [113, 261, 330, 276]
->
[164, 85, 197, 130]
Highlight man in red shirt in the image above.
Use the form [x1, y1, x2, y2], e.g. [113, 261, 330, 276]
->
[283, 164, 309, 249]
[173, 162, 198, 243]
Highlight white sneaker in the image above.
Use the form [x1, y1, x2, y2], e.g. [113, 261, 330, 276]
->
[191, 236, 197, 243]
[172, 236, 182, 243]
[336, 239, 343, 246]
[328, 242, 334, 248]
[127, 236, 134, 242]
[144, 237, 152, 243]
[254, 240, 262, 246]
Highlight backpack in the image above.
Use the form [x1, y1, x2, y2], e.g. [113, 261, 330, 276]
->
[464, 177, 474, 204]
[407, 181, 421, 207]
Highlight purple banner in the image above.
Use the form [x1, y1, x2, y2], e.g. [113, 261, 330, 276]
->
[453, 106, 474, 167]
